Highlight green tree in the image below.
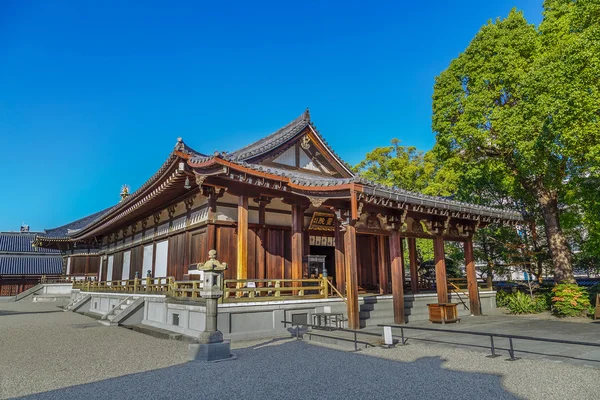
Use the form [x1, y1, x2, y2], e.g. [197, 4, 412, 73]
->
[354, 139, 459, 196]
[432, 2, 600, 283]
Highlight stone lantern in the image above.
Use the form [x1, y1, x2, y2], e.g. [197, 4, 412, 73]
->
[188, 250, 231, 362]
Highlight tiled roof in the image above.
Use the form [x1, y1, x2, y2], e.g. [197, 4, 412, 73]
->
[0, 232, 59, 253]
[224, 111, 311, 162]
[43, 207, 114, 238]
[0, 255, 63, 275]
[189, 110, 354, 177]
[237, 162, 354, 186]
[220, 159, 522, 220]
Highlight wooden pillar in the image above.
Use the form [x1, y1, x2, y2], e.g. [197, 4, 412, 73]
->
[344, 224, 359, 330]
[433, 235, 448, 303]
[256, 197, 269, 282]
[390, 231, 405, 324]
[206, 188, 218, 253]
[291, 204, 304, 282]
[237, 195, 248, 280]
[334, 220, 346, 294]
[465, 238, 481, 315]
[377, 235, 389, 294]
[407, 238, 419, 293]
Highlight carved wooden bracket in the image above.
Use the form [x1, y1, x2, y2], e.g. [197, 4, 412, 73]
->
[184, 195, 196, 211]
[308, 196, 328, 208]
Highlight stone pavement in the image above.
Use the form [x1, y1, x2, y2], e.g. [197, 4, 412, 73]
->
[362, 310, 600, 367]
[1, 301, 599, 399]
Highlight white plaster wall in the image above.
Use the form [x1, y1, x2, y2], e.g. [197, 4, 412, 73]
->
[154, 240, 168, 277]
[265, 212, 292, 227]
[106, 255, 114, 282]
[122, 250, 131, 280]
[216, 207, 237, 221]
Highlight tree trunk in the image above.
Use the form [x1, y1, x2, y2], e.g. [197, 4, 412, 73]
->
[537, 191, 574, 283]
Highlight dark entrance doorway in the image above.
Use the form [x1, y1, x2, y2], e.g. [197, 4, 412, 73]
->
[309, 245, 336, 283]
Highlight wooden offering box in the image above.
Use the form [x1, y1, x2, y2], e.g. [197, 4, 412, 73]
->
[427, 303, 460, 324]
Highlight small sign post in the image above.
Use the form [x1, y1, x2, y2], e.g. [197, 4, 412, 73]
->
[383, 326, 394, 347]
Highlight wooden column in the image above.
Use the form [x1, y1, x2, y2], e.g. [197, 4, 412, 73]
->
[407, 238, 419, 293]
[255, 197, 269, 282]
[291, 204, 304, 282]
[433, 235, 448, 303]
[390, 231, 405, 324]
[344, 224, 359, 330]
[237, 195, 248, 280]
[464, 238, 481, 315]
[334, 220, 346, 294]
[377, 235, 389, 294]
[206, 188, 218, 252]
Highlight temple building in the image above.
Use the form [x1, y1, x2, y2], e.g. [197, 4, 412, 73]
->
[0, 226, 63, 295]
[35, 110, 521, 332]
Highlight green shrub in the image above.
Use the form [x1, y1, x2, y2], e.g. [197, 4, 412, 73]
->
[551, 284, 591, 317]
[496, 290, 510, 307]
[505, 291, 543, 314]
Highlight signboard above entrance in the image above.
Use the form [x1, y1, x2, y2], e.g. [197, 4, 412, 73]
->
[309, 212, 335, 231]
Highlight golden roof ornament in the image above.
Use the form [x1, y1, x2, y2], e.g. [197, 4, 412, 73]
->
[119, 185, 130, 202]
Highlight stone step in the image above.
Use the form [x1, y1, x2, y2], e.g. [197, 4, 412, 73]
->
[127, 324, 196, 342]
[98, 320, 118, 326]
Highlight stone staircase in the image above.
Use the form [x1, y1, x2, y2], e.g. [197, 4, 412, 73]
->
[98, 297, 143, 326]
[65, 291, 90, 312]
[358, 295, 474, 327]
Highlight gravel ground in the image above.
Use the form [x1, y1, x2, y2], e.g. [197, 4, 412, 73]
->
[2, 301, 599, 399]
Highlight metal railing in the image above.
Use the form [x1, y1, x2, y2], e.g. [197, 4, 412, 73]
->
[282, 320, 381, 352]
[378, 324, 600, 361]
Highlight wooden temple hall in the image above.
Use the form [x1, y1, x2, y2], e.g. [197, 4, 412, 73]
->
[35, 110, 521, 330]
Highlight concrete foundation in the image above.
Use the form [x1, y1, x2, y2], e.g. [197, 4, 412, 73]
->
[72, 290, 497, 340]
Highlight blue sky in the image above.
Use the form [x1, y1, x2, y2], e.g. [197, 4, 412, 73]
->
[0, 0, 543, 231]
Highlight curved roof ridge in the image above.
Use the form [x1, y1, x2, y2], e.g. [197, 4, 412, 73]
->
[225, 109, 311, 161]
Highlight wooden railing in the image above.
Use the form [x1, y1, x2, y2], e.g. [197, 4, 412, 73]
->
[170, 280, 204, 299]
[223, 278, 329, 302]
[447, 278, 493, 292]
[74, 276, 347, 303]
[73, 277, 174, 294]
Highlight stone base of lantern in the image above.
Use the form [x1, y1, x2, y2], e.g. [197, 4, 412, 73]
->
[188, 340, 231, 362]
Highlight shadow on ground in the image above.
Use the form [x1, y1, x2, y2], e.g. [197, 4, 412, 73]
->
[18, 340, 521, 400]
[0, 310, 62, 316]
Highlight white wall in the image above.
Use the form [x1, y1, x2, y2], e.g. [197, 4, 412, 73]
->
[122, 250, 131, 280]
[155, 240, 168, 277]
[142, 244, 154, 277]
[106, 255, 114, 283]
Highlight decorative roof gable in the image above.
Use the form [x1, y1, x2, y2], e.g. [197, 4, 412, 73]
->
[218, 110, 354, 178]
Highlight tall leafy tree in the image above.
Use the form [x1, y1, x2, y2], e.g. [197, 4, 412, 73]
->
[354, 139, 459, 196]
[432, 1, 600, 282]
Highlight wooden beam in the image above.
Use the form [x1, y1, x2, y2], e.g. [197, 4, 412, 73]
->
[464, 238, 481, 315]
[377, 235, 389, 294]
[291, 204, 304, 282]
[334, 220, 346, 294]
[344, 224, 359, 330]
[433, 235, 448, 303]
[237, 195, 248, 280]
[407, 238, 419, 293]
[390, 231, 405, 324]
